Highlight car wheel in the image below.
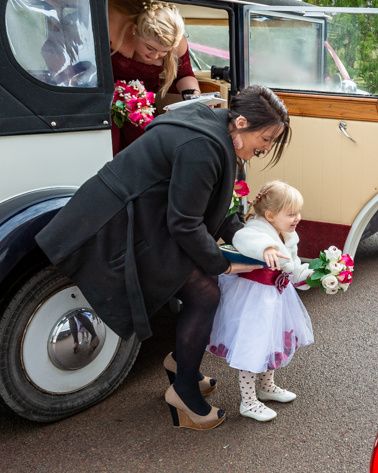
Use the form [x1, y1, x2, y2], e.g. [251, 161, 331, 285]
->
[0, 266, 140, 422]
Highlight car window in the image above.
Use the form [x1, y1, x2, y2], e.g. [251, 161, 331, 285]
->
[249, 13, 323, 91]
[5, 0, 98, 88]
[185, 24, 229, 71]
[177, 0, 230, 75]
[247, 6, 378, 96]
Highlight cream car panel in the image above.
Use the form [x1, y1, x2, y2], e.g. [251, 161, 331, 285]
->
[0, 130, 113, 203]
[247, 116, 378, 225]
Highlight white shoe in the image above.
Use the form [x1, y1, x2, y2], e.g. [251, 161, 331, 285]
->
[257, 386, 296, 403]
[239, 401, 277, 422]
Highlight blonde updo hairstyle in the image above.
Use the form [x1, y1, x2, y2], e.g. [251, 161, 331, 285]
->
[250, 180, 303, 220]
[110, 0, 185, 97]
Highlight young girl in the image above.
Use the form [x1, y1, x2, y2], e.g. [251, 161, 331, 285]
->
[208, 180, 314, 422]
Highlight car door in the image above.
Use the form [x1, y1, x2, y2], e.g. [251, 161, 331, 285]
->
[240, 4, 378, 258]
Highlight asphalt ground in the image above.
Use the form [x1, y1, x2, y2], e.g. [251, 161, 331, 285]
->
[0, 235, 377, 473]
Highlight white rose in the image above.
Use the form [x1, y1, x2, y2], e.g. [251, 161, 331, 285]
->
[321, 274, 339, 291]
[325, 287, 339, 295]
[326, 261, 344, 275]
[339, 283, 350, 292]
[324, 246, 342, 262]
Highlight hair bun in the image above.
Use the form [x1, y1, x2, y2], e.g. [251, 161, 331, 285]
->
[252, 190, 267, 206]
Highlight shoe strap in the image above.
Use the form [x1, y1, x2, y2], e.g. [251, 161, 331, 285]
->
[243, 401, 269, 413]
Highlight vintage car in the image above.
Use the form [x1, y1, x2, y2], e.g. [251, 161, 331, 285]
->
[0, 0, 377, 421]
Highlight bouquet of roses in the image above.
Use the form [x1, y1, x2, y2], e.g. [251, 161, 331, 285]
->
[306, 246, 354, 295]
[111, 79, 156, 129]
[228, 180, 250, 216]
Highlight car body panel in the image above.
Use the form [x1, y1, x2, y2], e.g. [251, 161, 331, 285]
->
[0, 130, 112, 203]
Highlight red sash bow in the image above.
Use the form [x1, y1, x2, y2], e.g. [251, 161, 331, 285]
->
[240, 268, 290, 294]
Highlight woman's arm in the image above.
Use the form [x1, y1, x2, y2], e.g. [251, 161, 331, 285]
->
[176, 76, 201, 96]
[167, 137, 229, 275]
[216, 213, 243, 245]
[174, 37, 201, 96]
[176, 36, 189, 58]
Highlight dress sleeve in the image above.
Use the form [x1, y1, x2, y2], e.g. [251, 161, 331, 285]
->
[232, 226, 279, 260]
[290, 262, 313, 290]
[175, 47, 196, 81]
[284, 247, 314, 290]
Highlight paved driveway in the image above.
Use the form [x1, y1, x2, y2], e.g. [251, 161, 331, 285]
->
[0, 236, 377, 473]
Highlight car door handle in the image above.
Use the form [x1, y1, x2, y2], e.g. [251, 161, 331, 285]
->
[339, 121, 357, 143]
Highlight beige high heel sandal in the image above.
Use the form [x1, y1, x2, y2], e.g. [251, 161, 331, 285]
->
[164, 385, 225, 430]
[163, 352, 217, 397]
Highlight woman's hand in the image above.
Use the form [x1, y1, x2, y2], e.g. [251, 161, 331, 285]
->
[263, 247, 289, 271]
[225, 262, 263, 274]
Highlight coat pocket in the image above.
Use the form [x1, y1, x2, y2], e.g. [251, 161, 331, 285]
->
[108, 240, 150, 270]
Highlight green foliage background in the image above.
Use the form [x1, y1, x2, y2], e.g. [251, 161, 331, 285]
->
[309, 0, 378, 94]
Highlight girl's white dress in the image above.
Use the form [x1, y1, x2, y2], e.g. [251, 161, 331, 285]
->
[208, 216, 314, 373]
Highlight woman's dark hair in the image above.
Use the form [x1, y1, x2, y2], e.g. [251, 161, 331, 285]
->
[229, 85, 291, 167]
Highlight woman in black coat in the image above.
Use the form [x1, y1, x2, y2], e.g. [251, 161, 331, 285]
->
[36, 85, 290, 430]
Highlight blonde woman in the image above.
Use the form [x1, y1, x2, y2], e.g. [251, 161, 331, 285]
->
[108, 0, 201, 153]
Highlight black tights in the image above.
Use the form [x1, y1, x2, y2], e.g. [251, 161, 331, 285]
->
[173, 268, 220, 416]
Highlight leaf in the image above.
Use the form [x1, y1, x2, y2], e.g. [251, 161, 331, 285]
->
[319, 251, 327, 262]
[112, 113, 124, 129]
[309, 258, 325, 270]
[306, 278, 321, 288]
[310, 271, 324, 280]
[227, 204, 238, 217]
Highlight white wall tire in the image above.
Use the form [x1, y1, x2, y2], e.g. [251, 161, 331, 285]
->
[0, 266, 140, 422]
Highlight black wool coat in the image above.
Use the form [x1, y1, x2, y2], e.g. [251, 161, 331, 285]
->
[36, 104, 243, 341]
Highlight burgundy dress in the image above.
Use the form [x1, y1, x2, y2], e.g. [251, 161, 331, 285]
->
[111, 48, 195, 155]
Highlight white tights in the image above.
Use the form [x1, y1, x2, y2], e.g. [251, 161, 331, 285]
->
[238, 369, 276, 406]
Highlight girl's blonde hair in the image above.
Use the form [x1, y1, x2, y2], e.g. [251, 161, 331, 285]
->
[110, 0, 185, 97]
[248, 180, 303, 219]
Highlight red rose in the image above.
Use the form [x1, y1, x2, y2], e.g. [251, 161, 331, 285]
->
[234, 180, 250, 197]
[340, 254, 354, 268]
[125, 97, 139, 111]
[145, 91, 155, 104]
[337, 270, 353, 284]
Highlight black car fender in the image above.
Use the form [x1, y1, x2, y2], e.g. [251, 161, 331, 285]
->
[0, 188, 75, 285]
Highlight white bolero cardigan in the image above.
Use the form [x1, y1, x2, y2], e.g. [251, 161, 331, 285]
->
[232, 216, 313, 289]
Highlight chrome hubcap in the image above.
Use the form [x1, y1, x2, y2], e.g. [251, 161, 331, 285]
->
[22, 285, 121, 394]
[48, 308, 106, 371]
